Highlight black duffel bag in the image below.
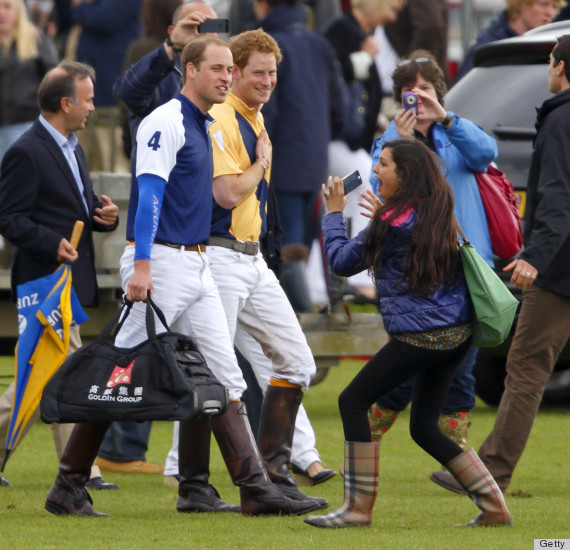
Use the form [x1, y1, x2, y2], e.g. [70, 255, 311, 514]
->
[40, 296, 228, 423]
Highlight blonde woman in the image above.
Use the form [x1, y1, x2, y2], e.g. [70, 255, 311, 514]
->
[457, 0, 566, 80]
[0, 0, 58, 160]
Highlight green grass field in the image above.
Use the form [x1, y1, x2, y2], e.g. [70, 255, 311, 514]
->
[0, 355, 568, 550]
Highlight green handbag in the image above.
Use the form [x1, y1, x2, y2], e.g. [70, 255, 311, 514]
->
[458, 227, 519, 347]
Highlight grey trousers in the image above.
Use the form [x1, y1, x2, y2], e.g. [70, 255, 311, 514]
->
[0, 325, 101, 478]
[478, 284, 570, 490]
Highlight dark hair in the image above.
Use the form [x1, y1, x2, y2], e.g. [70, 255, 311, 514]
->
[552, 34, 570, 81]
[142, 0, 182, 41]
[180, 36, 228, 83]
[364, 139, 461, 295]
[392, 50, 447, 107]
[37, 60, 96, 113]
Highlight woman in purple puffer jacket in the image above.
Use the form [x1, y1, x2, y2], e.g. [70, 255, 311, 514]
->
[304, 138, 511, 530]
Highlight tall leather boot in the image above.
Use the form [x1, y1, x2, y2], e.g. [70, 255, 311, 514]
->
[430, 412, 470, 495]
[279, 243, 312, 313]
[45, 422, 111, 517]
[305, 441, 379, 528]
[446, 448, 512, 527]
[210, 401, 320, 516]
[257, 383, 327, 509]
[177, 417, 240, 513]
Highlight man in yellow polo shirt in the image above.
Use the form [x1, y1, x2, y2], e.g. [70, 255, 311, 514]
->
[207, 29, 332, 508]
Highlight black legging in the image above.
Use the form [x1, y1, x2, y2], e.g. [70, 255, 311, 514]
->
[339, 336, 472, 465]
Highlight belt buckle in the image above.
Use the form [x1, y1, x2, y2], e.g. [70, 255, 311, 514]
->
[246, 242, 258, 255]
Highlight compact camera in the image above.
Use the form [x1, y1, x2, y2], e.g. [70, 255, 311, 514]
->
[402, 92, 418, 115]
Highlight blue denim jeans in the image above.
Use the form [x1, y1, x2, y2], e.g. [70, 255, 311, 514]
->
[98, 421, 152, 462]
[377, 346, 478, 414]
[276, 189, 322, 246]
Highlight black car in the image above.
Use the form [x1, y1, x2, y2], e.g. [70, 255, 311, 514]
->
[445, 21, 570, 406]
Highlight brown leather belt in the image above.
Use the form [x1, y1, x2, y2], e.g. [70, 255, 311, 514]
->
[129, 241, 206, 253]
[209, 236, 259, 256]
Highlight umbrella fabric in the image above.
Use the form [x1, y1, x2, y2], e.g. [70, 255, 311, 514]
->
[5, 264, 88, 452]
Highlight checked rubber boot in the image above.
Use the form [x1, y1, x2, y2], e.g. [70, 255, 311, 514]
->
[430, 412, 470, 495]
[45, 422, 111, 517]
[210, 401, 320, 516]
[177, 417, 240, 513]
[257, 383, 327, 509]
[446, 448, 512, 527]
[305, 441, 379, 528]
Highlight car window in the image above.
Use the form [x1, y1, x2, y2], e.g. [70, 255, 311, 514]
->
[446, 65, 551, 132]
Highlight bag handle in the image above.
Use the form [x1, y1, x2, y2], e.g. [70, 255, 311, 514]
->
[456, 222, 469, 246]
[94, 300, 133, 345]
[144, 293, 172, 338]
[94, 292, 172, 345]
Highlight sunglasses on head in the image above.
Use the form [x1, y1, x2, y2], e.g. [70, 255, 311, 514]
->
[397, 57, 431, 67]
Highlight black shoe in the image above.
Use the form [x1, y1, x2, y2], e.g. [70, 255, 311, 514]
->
[0, 475, 11, 487]
[291, 464, 337, 486]
[85, 476, 120, 490]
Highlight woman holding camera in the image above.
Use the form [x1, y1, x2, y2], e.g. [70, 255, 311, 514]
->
[304, 138, 511, 528]
[364, 51, 497, 470]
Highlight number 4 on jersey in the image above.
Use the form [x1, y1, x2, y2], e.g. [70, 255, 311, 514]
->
[147, 131, 161, 151]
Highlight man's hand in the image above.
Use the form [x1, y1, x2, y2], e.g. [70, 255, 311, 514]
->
[322, 176, 348, 213]
[255, 129, 272, 169]
[57, 238, 79, 264]
[358, 189, 382, 219]
[126, 259, 153, 302]
[94, 194, 119, 226]
[503, 258, 537, 290]
[167, 11, 214, 55]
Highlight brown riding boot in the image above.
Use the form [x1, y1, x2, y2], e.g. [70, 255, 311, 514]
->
[446, 448, 512, 527]
[45, 422, 111, 517]
[257, 383, 328, 509]
[177, 417, 240, 513]
[210, 401, 320, 516]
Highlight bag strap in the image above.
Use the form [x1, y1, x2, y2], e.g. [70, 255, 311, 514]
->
[145, 293, 172, 334]
[94, 300, 133, 345]
[456, 222, 469, 246]
[94, 292, 172, 345]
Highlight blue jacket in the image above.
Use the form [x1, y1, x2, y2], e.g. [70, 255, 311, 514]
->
[457, 11, 517, 81]
[322, 211, 471, 335]
[258, 4, 348, 193]
[370, 114, 497, 266]
[73, 0, 142, 107]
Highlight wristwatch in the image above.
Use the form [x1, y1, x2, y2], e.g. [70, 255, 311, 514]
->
[164, 37, 183, 54]
[441, 112, 453, 129]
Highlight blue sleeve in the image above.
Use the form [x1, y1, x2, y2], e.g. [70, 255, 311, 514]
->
[113, 46, 181, 119]
[322, 212, 368, 276]
[369, 121, 400, 191]
[133, 173, 166, 261]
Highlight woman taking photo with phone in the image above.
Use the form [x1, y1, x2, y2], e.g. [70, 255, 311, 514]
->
[304, 138, 511, 529]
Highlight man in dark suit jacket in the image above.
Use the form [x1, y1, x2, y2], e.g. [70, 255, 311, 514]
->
[0, 60, 119, 489]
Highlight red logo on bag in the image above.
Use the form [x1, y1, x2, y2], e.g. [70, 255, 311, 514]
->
[106, 360, 135, 388]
